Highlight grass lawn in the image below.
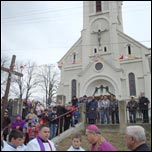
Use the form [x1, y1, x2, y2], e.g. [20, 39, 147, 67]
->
[56, 129, 151, 151]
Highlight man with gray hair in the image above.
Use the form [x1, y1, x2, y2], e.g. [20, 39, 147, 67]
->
[125, 125, 150, 151]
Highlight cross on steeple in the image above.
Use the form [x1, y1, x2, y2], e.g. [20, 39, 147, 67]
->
[1, 55, 23, 129]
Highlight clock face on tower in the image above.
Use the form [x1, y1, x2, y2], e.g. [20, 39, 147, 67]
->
[95, 62, 103, 71]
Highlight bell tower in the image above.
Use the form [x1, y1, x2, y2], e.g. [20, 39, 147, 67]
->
[82, 1, 123, 68]
[83, 1, 123, 31]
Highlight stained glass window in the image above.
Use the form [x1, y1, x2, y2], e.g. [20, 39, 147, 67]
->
[71, 79, 77, 98]
[129, 73, 136, 96]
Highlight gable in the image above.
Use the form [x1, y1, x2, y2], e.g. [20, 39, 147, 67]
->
[118, 30, 150, 59]
[57, 37, 82, 69]
[78, 53, 123, 77]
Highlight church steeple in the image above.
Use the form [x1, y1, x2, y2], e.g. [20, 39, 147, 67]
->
[82, 1, 124, 68]
[83, 1, 123, 31]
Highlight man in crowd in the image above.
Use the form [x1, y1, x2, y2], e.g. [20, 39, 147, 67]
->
[25, 124, 56, 151]
[2, 129, 24, 151]
[127, 96, 138, 123]
[139, 92, 150, 123]
[125, 125, 150, 151]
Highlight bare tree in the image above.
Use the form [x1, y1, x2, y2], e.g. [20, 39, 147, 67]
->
[11, 61, 40, 101]
[24, 62, 40, 101]
[38, 64, 59, 106]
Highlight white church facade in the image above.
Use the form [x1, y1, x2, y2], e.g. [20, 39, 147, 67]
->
[57, 1, 151, 103]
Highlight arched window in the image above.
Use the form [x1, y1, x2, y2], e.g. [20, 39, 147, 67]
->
[73, 52, 76, 64]
[128, 73, 136, 96]
[104, 46, 107, 52]
[71, 79, 77, 98]
[96, 1, 102, 12]
[94, 48, 98, 54]
[127, 45, 131, 55]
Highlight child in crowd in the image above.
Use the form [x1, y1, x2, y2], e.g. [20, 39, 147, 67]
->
[67, 134, 85, 151]
[16, 134, 27, 151]
[2, 129, 23, 151]
[74, 107, 80, 124]
[27, 119, 39, 141]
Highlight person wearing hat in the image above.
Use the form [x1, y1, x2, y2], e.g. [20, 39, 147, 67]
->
[127, 96, 138, 123]
[10, 114, 25, 132]
[85, 125, 116, 151]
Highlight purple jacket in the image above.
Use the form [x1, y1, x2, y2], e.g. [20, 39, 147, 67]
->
[91, 140, 117, 151]
[11, 120, 25, 131]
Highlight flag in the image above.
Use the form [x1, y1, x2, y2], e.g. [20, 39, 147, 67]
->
[20, 65, 24, 69]
[95, 58, 99, 62]
[58, 62, 63, 68]
[20, 64, 26, 69]
[119, 54, 124, 60]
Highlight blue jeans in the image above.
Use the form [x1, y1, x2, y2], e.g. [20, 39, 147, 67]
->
[50, 124, 57, 139]
[71, 116, 75, 126]
[129, 111, 136, 123]
[100, 109, 110, 124]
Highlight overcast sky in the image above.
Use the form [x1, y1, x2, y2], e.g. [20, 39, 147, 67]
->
[1, 1, 151, 66]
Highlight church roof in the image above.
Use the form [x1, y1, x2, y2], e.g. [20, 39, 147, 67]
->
[57, 37, 82, 65]
[117, 30, 151, 50]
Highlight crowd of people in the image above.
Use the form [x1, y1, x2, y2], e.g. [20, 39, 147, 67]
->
[1, 92, 150, 151]
[1, 124, 150, 151]
[1, 98, 80, 145]
[1, 96, 82, 151]
[84, 92, 150, 125]
[127, 92, 150, 123]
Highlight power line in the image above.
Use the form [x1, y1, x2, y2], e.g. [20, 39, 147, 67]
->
[1, 8, 150, 25]
[1, 2, 150, 21]
[2, 2, 150, 20]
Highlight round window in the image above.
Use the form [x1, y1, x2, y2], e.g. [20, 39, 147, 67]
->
[95, 62, 103, 71]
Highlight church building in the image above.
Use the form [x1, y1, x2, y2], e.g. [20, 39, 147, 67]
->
[57, 1, 151, 103]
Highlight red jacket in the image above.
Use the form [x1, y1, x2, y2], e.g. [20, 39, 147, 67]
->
[70, 106, 76, 115]
[28, 126, 39, 138]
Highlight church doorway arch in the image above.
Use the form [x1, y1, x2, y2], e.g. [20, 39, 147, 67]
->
[86, 79, 115, 96]
[82, 76, 120, 98]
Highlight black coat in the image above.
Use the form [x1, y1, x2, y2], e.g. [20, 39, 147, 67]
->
[86, 99, 98, 119]
[139, 97, 149, 110]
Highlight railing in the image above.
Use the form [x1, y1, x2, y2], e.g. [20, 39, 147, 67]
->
[50, 107, 76, 136]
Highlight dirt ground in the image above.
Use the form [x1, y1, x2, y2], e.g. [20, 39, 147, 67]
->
[56, 130, 151, 151]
